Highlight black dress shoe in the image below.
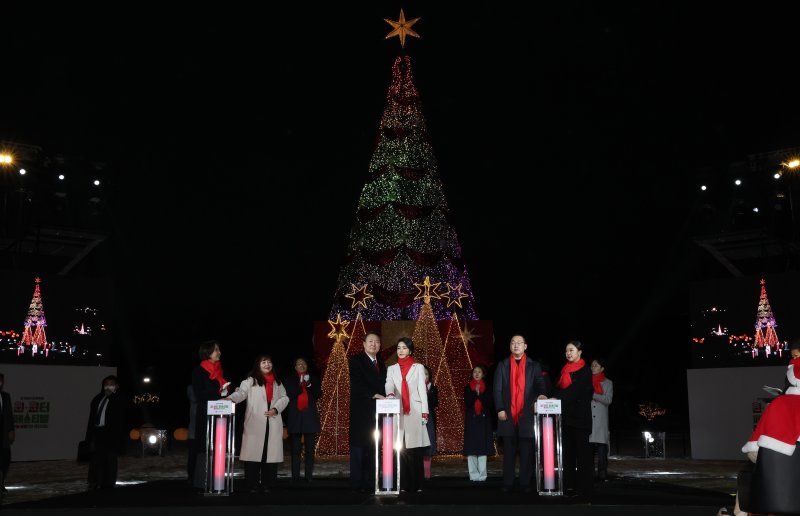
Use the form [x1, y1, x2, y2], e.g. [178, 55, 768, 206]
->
[501, 486, 512, 493]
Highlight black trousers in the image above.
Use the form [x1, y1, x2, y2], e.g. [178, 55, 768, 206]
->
[501, 429, 534, 489]
[290, 433, 316, 481]
[400, 446, 425, 492]
[88, 427, 118, 489]
[563, 426, 593, 497]
[0, 447, 10, 488]
[592, 443, 608, 478]
[349, 444, 375, 490]
[244, 421, 278, 490]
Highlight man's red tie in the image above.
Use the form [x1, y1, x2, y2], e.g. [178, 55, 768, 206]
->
[373, 359, 379, 371]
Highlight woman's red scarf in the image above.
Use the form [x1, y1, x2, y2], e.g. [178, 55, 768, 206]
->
[297, 373, 308, 411]
[510, 355, 526, 425]
[263, 372, 275, 404]
[592, 372, 606, 394]
[557, 359, 585, 389]
[397, 356, 415, 415]
[469, 379, 486, 415]
[200, 359, 228, 393]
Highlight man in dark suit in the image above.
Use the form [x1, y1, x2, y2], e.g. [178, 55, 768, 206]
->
[349, 331, 386, 492]
[493, 334, 548, 492]
[0, 373, 15, 497]
[85, 375, 126, 490]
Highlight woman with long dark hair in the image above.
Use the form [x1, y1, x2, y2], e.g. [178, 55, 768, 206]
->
[227, 354, 289, 493]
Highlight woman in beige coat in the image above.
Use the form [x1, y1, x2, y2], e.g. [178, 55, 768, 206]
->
[228, 354, 289, 493]
[385, 337, 429, 493]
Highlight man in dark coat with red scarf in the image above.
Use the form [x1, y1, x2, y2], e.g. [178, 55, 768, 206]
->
[493, 334, 548, 492]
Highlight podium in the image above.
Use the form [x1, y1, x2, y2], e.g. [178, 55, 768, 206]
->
[534, 399, 563, 496]
[374, 398, 401, 495]
[204, 400, 236, 496]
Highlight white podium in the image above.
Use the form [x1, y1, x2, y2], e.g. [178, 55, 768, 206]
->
[374, 398, 401, 496]
[534, 399, 563, 496]
[204, 400, 236, 496]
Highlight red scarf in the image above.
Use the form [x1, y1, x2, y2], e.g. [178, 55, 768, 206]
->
[397, 356, 415, 415]
[592, 372, 606, 394]
[557, 359, 585, 389]
[469, 379, 485, 415]
[510, 354, 526, 425]
[263, 372, 275, 404]
[200, 359, 228, 393]
[297, 373, 308, 411]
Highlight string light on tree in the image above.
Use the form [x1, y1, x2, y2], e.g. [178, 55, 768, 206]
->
[328, 54, 480, 322]
[753, 278, 780, 358]
[317, 313, 352, 456]
[21, 277, 48, 357]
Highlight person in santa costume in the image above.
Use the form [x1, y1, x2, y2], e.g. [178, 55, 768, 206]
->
[732, 357, 800, 515]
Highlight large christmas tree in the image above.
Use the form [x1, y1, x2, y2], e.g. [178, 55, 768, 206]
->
[753, 278, 780, 352]
[21, 277, 48, 355]
[328, 53, 478, 322]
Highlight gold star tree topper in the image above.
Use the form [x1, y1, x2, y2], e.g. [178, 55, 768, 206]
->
[344, 284, 374, 310]
[384, 9, 421, 48]
[414, 276, 441, 304]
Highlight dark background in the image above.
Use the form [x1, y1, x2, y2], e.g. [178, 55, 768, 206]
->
[3, 2, 800, 436]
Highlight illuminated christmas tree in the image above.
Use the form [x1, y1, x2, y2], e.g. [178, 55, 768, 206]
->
[329, 54, 478, 322]
[316, 314, 351, 456]
[753, 278, 780, 351]
[21, 277, 48, 355]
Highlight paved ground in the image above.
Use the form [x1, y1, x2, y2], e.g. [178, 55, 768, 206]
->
[1, 446, 742, 507]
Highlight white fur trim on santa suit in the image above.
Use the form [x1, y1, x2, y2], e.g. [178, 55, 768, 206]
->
[788, 363, 800, 387]
[741, 391, 800, 457]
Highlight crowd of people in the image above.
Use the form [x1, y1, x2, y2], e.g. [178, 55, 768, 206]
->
[175, 332, 615, 499]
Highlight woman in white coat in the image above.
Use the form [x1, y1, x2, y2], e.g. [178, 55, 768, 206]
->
[589, 358, 613, 481]
[385, 337, 429, 493]
[228, 354, 289, 493]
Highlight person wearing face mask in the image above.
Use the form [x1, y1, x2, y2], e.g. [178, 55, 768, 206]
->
[227, 354, 289, 493]
[284, 356, 321, 483]
[85, 375, 126, 490]
[0, 373, 15, 497]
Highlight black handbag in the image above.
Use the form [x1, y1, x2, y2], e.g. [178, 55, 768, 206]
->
[77, 440, 91, 462]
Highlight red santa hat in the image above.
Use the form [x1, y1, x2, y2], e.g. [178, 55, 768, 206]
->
[787, 357, 800, 388]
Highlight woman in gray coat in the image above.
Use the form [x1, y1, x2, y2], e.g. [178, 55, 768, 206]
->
[589, 358, 613, 481]
[227, 355, 289, 493]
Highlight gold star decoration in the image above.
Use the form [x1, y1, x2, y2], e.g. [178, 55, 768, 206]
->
[384, 9, 421, 49]
[327, 313, 351, 343]
[414, 276, 441, 304]
[460, 321, 480, 347]
[440, 282, 469, 309]
[344, 283, 374, 310]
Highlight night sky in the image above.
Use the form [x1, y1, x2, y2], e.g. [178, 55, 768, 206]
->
[4, 3, 800, 430]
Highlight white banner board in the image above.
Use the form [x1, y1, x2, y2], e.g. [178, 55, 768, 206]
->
[1, 364, 117, 461]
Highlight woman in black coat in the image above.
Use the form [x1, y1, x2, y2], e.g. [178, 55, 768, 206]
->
[554, 340, 594, 500]
[189, 340, 229, 488]
[284, 357, 321, 483]
[463, 365, 494, 481]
